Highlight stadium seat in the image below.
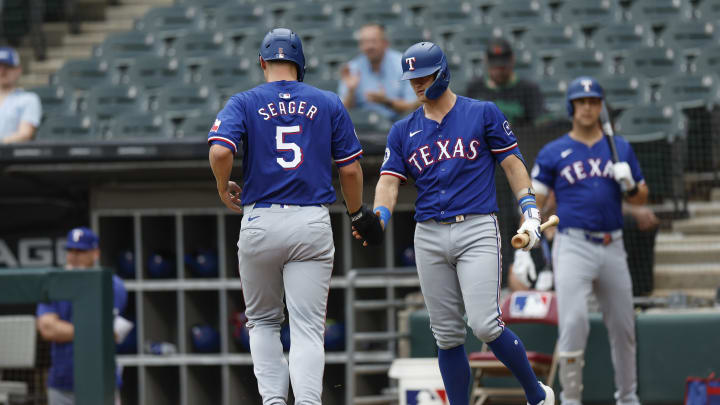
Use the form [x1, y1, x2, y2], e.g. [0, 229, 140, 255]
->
[36, 115, 96, 140]
[188, 56, 258, 88]
[695, 0, 720, 20]
[621, 47, 682, 80]
[124, 56, 181, 90]
[549, 49, 607, 79]
[659, 20, 719, 55]
[556, 0, 620, 30]
[171, 30, 226, 62]
[92, 31, 157, 63]
[513, 50, 539, 81]
[176, 114, 217, 139]
[84, 85, 144, 120]
[486, 0, 549, 32]
[591, 23, 651, 56]
[304, 77, 338, 93]
[597, 75, 651, 111]
[51, 59, 110, 90]
[211, 4, 266, 44]
[410, 1, 473, 28]
[134, 5, 202, 34]
[29, 85, 75, 119]
[656, 74, 720, 109]
[469, 292, 559, 405]
[615, 104, 687, 142]
[349, 109, 392, 136]
[518, 24, 581, 57]
[348, 2, 403, 28]
[107, 112, 168, 139]
[387, 27, 431, 54]
[281, 1, 336, 31]
[440, 26, 503, 56]
[155, 84, 219, 120]
[537, 78, 568, 115]
[693, 44, 720, 75]
[626, 0, 688, 29]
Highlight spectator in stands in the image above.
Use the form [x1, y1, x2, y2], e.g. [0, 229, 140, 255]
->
[338, 23, 419, 120]
[0, 46, 41, 144]
[36, 227, 131, 405]
[466, 38, 544, 127]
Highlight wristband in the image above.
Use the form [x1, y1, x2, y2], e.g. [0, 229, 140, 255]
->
[374, 206, 391, 225]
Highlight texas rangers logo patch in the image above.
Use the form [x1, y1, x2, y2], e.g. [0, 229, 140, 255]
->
[406, 388, 448, 405]
[406, 57, 416, 71]
[210, 119, 221, 132]
[383, 147, 391, 165]
[503, 120, 513, 137]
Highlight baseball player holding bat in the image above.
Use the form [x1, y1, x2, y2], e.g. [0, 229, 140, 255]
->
[208, 28, 378, 405]
[530, 76, 648, 405]
[354, 42, 554, 405]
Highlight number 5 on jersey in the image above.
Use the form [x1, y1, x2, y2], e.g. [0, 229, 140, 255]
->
[276, 125, 303, 169]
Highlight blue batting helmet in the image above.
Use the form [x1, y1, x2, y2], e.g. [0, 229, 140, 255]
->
[259, 28, 306, 82]
[185, 249, 219, 278]
[191, 324, 220, 353]
[566, 76, 604, 117]
[401, 42, 450, 100]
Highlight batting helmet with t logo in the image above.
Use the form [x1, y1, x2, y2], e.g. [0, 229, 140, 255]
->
[401, 42, 451, 100]
[566, 76, 604, 117]
[259, 28, 306, 82]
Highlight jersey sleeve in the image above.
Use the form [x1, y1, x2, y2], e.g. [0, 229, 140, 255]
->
[483, 102, 523, 163]
[531, 145, 555, 194]
[207, 95, 246, 155]
[621, 137, 645, 185]
[380, 123, 408, 182]
[36, 302, 58, 317]
[331, 97, 363, 167]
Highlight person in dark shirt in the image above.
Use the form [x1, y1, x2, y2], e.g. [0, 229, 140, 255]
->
[465, 38, 544, 127]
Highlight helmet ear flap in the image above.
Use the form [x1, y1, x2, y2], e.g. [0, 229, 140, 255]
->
[424, 55, 450, 100]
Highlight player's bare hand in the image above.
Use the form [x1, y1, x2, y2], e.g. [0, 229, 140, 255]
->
[218, 181, 243, 214]
[341, 64, 360, 91]
[627, 205, 659, 231]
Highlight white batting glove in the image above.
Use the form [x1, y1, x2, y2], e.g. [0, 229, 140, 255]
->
[612, 162, 636, 193]
[114, 315, 134, 344]
[513, 250, 536, 287]
[517, 209, 541, 251]
[535, 270, 554, 291]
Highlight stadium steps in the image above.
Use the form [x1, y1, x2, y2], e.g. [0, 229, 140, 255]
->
[654, 263, 720, 289]
[17, 0, 171, 89]
[671, 216, 720, 235]
[712, 188, 720, 202]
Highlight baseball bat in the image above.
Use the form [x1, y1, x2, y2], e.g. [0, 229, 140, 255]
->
[600, 102, 620, 164]
[511, 215, 560, 249]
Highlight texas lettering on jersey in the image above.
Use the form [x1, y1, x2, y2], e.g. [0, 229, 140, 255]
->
[406, 138, 483, 172]
[558, 157, 614, 184]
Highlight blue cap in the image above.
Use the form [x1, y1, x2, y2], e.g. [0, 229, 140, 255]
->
[66, 227, 99, 250]
[0, 47, 20, 67]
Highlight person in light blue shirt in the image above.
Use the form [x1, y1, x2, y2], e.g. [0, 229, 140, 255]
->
[0, 46, 41, 144]
[338, 24, 418, 120]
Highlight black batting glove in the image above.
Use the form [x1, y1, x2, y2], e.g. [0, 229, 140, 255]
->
[348, 205, 384, 246]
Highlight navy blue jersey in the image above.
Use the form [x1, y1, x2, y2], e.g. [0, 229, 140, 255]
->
[208, 80, 363, 206]
[532, 133, 644, 232]
[380, 96, 522, 222]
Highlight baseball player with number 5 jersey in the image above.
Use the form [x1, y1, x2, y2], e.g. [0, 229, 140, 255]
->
[354, 42, 554, 405]
[208, 28, 370, 405]
[531, 77, 648, 405]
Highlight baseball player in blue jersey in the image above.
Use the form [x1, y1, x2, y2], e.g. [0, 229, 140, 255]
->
[207, 28, 376, 405]
[531, 77, 647, 405]
[354, 42, 554, 405]
[36, 227, 129, 405]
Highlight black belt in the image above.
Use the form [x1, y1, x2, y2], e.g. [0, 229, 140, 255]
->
[437, 214, 466, 224]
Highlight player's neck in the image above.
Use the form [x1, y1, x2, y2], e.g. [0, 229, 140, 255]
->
[569, 124, 603, 146]
[422, 90, 457, 123]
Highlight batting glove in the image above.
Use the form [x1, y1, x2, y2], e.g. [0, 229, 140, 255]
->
[513, 249, 536, 287]
[612, 162, 636, 193]
[516, 216, 541, 251]
[349, 205, 384, 246]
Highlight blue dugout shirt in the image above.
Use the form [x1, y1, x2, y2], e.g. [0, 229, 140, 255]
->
[380, 96, 523, 222]
[208, 80, 363, 206]
[532, 133, 645, 232]
[36, 275, 128, 391]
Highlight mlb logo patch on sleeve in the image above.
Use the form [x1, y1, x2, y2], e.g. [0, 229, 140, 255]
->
[210, 119, 221, 132]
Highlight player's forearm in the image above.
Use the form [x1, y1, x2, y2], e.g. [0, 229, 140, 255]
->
[338, 161, 363, 213]
[209, 145, 234, 193]
[373, 175, 400, 213]
[500, 155, 533, 197]
[37, 318, 74, 343]
[625, 182, 649, 205]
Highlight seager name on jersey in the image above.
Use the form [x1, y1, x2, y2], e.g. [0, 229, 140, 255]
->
[257, 100, 318, 121]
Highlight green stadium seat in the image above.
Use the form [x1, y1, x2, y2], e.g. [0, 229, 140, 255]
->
[92, 31, 157, 63]
[155, 84, 219, 120]
[514, 50, 539, 81]
[621, 47, 682, 80]
[36, 115, 97, 140]
[487, 0, 549, 31]
[615, 104, 686, 141]
[282, 2, 336, 31]
[693, 44, 720, 75]
[660, 20, 719, 55]
[388, 27, 431, 54]
[189, 56, 258, 88]
[134, 5, 202, 34]
[439, 26, 502, 55]
[216, 84, 252, 108]
[537, 78, 568, 115]
[171, 30, 226, 62]
[411, 1, 473, 28]
[211, 4, 266, 43]
[304, 77, 339, 93]
[348, 2, 403, 28]
[124, 56, 181, 90]
[349, 109, 392, 137]
[556, 0, 620, 29]
[107, 112, 168, 139]
[29, 86, 75, 119]
[50, 59, 110, 90]
[176, 114, 218, 139]
[656, 74, 720, 109]
[591, 23, 650, 57]
[549, 49, 607, 79]
[695, 0, 720, 20]
[519, 25, 581, 58]
[596, 75, 651, 110]
[627, 0, 688, 29]
[84, 85, 143, 120]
